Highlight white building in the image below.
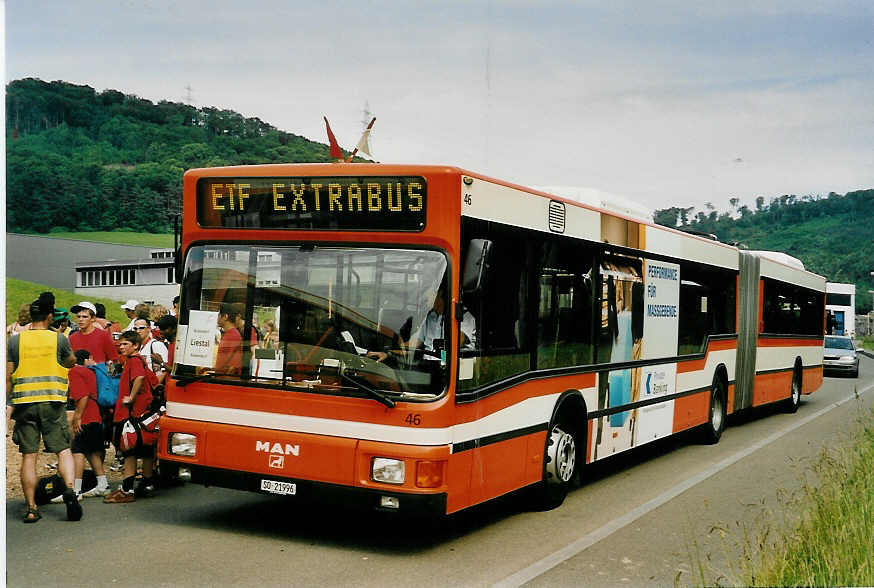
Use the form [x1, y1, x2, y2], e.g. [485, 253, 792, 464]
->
[74, 249, 179, 308]
[825, 282, 855, 337]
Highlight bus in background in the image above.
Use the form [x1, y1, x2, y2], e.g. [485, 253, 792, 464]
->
[158, 164, 825, 515]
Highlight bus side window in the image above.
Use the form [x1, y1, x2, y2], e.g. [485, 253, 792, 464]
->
[762, 278, 823, 337]
[677, 262, 738, 355]
[459, 219, 532, 390]
[536, 238, 595, 370]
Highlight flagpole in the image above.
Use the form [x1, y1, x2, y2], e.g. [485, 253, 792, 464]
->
[346, 117, 376, 162]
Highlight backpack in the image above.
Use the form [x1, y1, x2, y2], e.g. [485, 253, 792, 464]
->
[127, 355, 163, 412]
[90, 363, 121, 408]
[119, 409, 162, 453]
[131, 354, 160, 390]
[34, 470, 97, 505]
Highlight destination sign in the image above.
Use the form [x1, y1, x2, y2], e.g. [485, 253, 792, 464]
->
[196, 176, 427, 231]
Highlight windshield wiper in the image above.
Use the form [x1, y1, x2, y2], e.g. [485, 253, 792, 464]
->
[340, 370, 396, 408]
[174, 373, 212, 387]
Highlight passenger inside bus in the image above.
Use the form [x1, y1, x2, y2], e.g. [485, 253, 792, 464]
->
[214, 302, 257, 376]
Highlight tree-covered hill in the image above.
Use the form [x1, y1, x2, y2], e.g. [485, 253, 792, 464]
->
[6, 78, 338, 234]
[654, 190, 874, 314]
[7, 78, 871, 314]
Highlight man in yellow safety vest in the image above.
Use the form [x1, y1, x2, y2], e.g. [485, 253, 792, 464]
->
[7, 292, 81, 523]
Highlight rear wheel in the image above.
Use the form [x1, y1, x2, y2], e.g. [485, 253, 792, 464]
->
[784, 366, 801, 413]
[701, 376, 727, 444]
[529, 417, 578, 510]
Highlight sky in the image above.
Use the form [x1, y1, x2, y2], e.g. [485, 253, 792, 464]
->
[5, 0, 874, 213]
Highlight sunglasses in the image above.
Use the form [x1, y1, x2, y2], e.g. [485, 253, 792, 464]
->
[134, 326, 149, 330]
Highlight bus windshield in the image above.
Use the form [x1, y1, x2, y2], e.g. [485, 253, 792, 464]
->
[174, 244, 449, 401]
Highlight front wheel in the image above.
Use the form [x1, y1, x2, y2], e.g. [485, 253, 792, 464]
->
[529, 421, 578, 510]
[701, 377, 727, 444]
[156, 460, 182, 488]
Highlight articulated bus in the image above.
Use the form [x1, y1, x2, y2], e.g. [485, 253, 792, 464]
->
[158, 164, 825, 515]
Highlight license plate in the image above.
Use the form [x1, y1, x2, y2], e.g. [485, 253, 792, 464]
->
[260, 479, 296, 495]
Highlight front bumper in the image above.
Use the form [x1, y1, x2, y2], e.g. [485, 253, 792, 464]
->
[823, 359, 858, 374]
[178, 463, 448, 516]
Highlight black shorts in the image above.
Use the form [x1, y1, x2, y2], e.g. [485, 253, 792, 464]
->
[71, 422, 104, 455]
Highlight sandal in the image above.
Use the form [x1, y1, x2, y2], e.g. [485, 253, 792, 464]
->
[23, 507, 41, 523]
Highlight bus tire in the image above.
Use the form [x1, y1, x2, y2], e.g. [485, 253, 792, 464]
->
[783, 363, 802, 413]
[157, 460, 182, 488]
[529, 414, 578, 511]
[701, 374, 727, 445]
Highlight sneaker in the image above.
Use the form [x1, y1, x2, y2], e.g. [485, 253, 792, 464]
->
[103, 488, 135, 503]
[50, 492, 83, 504]
[80, 486, 110, 498]
[63, 489, 83, 521]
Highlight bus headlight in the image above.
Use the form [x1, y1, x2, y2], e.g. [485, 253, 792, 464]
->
[168, 433, 197, 457]
[371, 457, 405, 484]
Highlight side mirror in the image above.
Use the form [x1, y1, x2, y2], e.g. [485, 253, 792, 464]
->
[173, 213, 183, 284]
[174, 246, 184, 284]
[462, 239, 492, 296]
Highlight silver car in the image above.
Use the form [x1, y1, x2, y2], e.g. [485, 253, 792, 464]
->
[823, 335, 860, 378]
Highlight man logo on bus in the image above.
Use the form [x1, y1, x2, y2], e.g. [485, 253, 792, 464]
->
[256, 441, 300, 456]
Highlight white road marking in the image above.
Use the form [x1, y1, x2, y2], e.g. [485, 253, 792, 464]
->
[494, 380, 874, 588]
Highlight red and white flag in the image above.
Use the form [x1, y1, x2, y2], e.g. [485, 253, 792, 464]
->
[354, 117, 376, 159]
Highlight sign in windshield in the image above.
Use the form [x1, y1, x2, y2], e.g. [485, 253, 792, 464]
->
[196, 176, 427, 231]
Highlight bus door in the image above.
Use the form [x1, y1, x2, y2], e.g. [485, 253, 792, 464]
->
[592, 255, 682, 460]
[593, 255, 643, 459]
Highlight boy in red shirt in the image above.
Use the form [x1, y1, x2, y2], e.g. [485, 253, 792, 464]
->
[70, 301, 119, 364]
[68, 349, 110, 498]
[103, 331, 156, 503]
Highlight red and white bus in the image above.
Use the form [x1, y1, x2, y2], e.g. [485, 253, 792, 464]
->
[158, 163, 825, 515]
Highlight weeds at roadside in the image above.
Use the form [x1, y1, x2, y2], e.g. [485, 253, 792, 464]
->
[686, 407, 874, 587]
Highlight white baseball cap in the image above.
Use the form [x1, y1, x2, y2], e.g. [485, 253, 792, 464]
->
[70, 301, 97, 315]
[121, 299, 140, 311]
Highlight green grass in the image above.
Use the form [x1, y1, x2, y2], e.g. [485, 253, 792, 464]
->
[6, 278, 131, 327]
[692, 410, 874, 586]
[28, 230, 174, 248]
[862, 336, 874, 352]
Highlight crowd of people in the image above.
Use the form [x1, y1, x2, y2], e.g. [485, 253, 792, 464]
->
[7, 284, 468, 524]
[6, 292, 179, 523]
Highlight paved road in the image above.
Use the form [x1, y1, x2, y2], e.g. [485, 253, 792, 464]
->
[5, 233, 153, 290]
[7, 356, 873, 587]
